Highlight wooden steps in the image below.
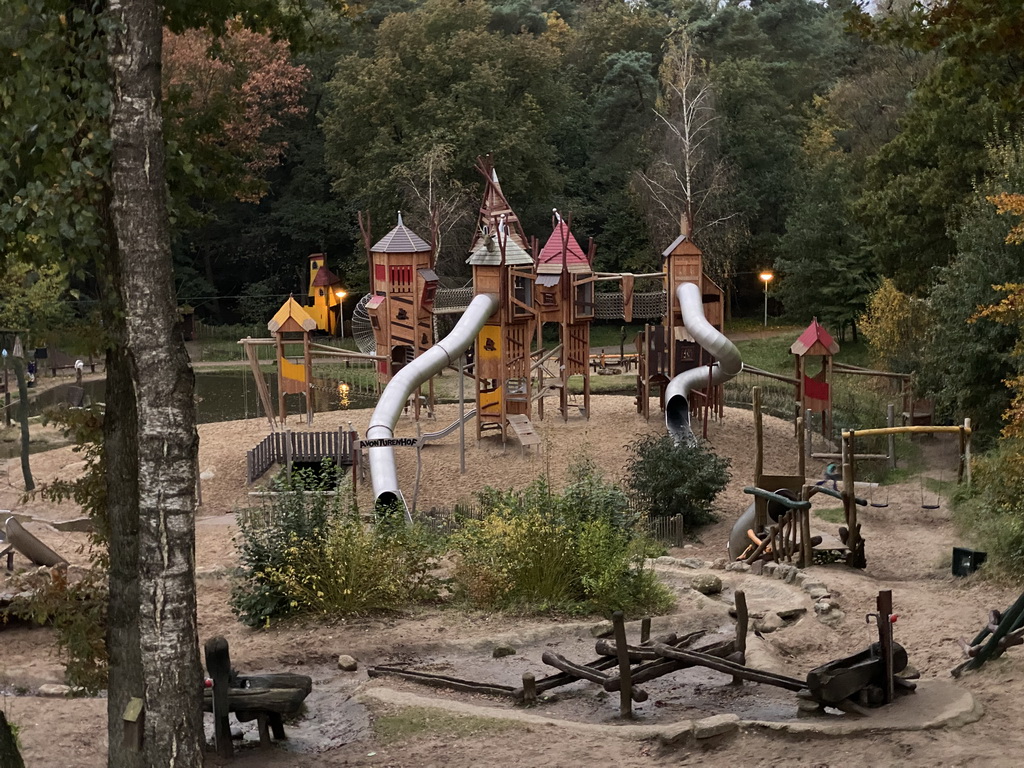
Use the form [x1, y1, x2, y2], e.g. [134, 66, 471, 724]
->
[506, 414, 542, 455]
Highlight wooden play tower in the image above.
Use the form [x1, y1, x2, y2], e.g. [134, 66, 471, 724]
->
[636, 221, 725, 425]
[532, 211, 595, 421]
[468, 156, 538, 440]
[362, 213, 440, 414]
[791, 318, 839, 435]
[268, 297, 316, 423]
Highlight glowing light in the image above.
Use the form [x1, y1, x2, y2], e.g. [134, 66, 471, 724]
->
[335, 290, 348, 300]
[759, 271, 774, 283]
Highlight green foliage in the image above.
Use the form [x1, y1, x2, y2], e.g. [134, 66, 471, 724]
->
[859, 278, 931, 373]
[624, 434, 731, 530]
[450, 459, 672, 616]
[3, 569, 108, 694]
[952, 439, 1024, 578]
[232, 468, 442, 626]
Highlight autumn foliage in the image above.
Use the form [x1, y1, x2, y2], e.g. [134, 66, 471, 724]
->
[163, 19, 310, 202]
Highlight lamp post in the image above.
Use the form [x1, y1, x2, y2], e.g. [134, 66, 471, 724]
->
[335, 290, 347, 338]
[759, 271, 774, 327]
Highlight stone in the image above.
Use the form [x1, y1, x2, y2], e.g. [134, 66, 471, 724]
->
[784, 567, 800, 584]
[754, 613, 784, 633]
[590, 621, 614, 638]
[38, 683, 72, 697]
[749, 561, 764, 576]
[680, 557, 705, 570]
[813, 601, 833, 615]
[337, 654, 359, 671]
[711, 558, 728, 571]
[776, 565, 793, 581]
[818, 609, 846, 626]
[803, 582, 828, 598]
[726, 562, 751, 573]
[690, 574, 722, 595]
[692, 713, 739, 739]
[776, 607, 806, 620]
[795, 571, 811, 587]
[51, 517, 93, 533]
[492, 645, 516, 659]
[762, 563, 778, 577]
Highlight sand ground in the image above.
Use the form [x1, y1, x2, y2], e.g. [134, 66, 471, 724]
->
[2, 395, 1022, 767]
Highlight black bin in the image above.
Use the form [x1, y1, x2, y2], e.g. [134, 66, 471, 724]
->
[952, 547, 987, 577]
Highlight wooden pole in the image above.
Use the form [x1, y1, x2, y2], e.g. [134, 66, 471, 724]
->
[843, 433, 858, 563]
[958, 425, 967, 483]
[284, 428, 293, 483]
[797, 414, 806, 481]
[799, 486, 813, 567]
[204, 637, 233, 758]
[640, 617, 651, 644]
[964, 418, 972, 486]
[732, 590, 748, 685]
[753, 386, 763, 484]
[521, 672, 536, 705]
[412, 423, 423, 517]
[612, 611, 633, 719]
[887, 404, 897, 470]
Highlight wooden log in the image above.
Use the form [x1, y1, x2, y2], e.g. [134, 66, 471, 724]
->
[641, 617, 651, 644]
[204, 636, 233, 758]
[237, 673, 313, 695]
[612, 611, 634, 717]
[367, 666, 516, 698]
[594, 631, 690, 660]
[603, 640, 734, 692]
[650, 643, 806, 691]
[733, 590, 748, 685]
[521, 672, 536, 705]
[540, 651, 648, 703]
[202, 686, 310, 715]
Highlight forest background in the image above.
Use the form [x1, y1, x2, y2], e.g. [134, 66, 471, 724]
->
[3, 0, 1024, 441]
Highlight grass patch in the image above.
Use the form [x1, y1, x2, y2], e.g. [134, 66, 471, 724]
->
[373, 706, 519, 745]
[814, 507, 845, 524]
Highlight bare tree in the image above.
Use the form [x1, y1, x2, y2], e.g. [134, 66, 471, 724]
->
[635, 33, 747, 287]
[107, 0, 202, 765]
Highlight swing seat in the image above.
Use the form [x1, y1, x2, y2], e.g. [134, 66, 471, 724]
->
[921, 503, 940, 510]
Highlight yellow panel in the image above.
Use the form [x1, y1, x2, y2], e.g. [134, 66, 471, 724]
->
[478, 325, 501, 365]
[281, 356, 306, 383]
[478, 385, 503, 414]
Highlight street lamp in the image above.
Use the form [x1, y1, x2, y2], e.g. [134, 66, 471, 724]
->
[759, 271, 774, 327]
[335, 290, 347, 337]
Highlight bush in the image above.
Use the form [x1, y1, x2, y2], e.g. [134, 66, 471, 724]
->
[450, 459, 673, 616]
[624, 434, 731, 530]
[231, 467, 442, 626]
[952, 439, 1024, 578]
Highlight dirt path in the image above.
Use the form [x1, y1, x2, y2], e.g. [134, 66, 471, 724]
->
[2, 397, 1022, 767]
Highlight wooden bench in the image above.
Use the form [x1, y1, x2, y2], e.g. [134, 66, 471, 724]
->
[203, 636, 312, 756]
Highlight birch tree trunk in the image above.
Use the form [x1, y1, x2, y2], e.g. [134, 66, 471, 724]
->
[106, 0, 202, 765]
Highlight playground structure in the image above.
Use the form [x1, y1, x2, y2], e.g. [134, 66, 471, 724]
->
[306, 254, 346, 336]
[728, 386, 973, 569]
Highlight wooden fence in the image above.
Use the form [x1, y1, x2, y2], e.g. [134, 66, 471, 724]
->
[246, 428, 358, 484]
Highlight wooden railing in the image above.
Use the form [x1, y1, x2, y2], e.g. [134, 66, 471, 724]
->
[246, 428, 357, 484]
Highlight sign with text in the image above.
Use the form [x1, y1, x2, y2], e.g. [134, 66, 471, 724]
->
[360, 437, 419, 448]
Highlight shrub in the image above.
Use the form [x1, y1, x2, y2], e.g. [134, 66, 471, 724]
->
[450, 459, 673, 616]
[624, 434, 731, 530]
[952, 439, 1024, 578]
[231, 467, 443, 626]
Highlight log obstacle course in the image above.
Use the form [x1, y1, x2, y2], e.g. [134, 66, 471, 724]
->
[953, 590, 1024, 677]
[367, 591, 915, 718]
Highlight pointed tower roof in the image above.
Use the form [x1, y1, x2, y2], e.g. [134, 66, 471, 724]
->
[268, 296, 318, 333]
[470, 155, 529, 253]
[537, 211, 591, 275]
[467, 230, 534, 267]
[371, 212, 432, 253]
[311, 264, 342, 287]
[790, 317, 840, 357]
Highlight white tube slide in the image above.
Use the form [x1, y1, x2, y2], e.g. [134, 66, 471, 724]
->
[367, 293, 498, 517]
[664, 282, 742, 443]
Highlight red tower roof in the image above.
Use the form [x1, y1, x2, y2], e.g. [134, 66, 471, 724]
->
[790, 317, 840, 357]
[536, 217, 590, 275]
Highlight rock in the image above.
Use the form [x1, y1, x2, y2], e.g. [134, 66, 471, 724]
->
[726, 562, 751, 573]
[590, 621, 614, 638]
[784, 567, 800, 584]
[680, 557, 706, 570]
[692, 713, 739, 739]
[754, 613, 784, 633]
[818, 609, 846, 626]
[749, 561, 764, 576]
[230, 725, 245, 739]
[803, 583, 828, 599]
[776, 607, 806, 620]
[711, 558, 728, 571]
[690, 574, 722, 595]
[795, 571, 811, 587]
[200, 468, 216, 481]
[337, 654, 359, 671]
[776, 565, 793, 581]
[492, 645, 516, 659]
[762, 563, 778, 577]
[51, 517, 93, 533]
[813, 601, 833, 615]
[38, 683, 72, 697]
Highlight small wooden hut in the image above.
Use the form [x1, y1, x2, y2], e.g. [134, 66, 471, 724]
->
[791, 318, 840, 435]
[268, 297, 317, 423]
[306, 254, 345, 336]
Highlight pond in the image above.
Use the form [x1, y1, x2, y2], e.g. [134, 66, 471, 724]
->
[28, 370, 378, 424]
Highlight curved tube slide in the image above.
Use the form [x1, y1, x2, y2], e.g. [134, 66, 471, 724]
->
[727, 489, 799, 560]
[368, 293, 499, 518]
[664, 282, 742, 444]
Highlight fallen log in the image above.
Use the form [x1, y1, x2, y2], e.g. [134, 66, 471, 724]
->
[594, 630, 702, 660]
[603, 640, 734, 692]
[650, 643, 806, 692]
[367, 665, 516, 698]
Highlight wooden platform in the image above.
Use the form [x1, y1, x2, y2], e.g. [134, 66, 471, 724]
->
[506, 414, 542, 455]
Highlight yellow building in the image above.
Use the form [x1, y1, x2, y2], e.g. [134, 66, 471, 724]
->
[306, 254, 345, 335]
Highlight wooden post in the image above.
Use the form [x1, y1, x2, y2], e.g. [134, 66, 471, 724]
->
[412, 423, 423, 517]
[799, 485, 813, 568]
[964, 418, 972, 486]
[797, 415, 806, 481]
[284, 428, 293, 483]
[887, 404, 897, 470]
[521, 672, 537, 705]
[612, 611, 633, 719]
[120, 698, 144, 754]
[753, 386, 763, 484]
[204, 637, 233, 758]
[732, 590, 748, 685]
[958, 425, 967, 483]
[304, 331, 313, 424]
[673, 514, 684, 547]
[877, 590, 895, 705]
[640, 617, 651, 644]
[843, 433, 858, 563]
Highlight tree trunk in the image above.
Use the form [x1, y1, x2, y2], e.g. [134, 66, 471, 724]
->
[0, 710, 25, 768]
[11, 356, 34, 491]
[107, 0, 202, 766]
